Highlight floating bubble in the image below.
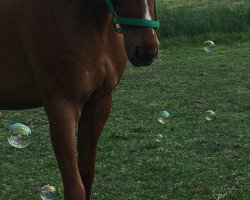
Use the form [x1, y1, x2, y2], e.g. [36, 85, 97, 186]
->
[155, 134, 163, 143]
[204, 40, 215, 53]
[7, 123, 31, 149]
[41, 185, 56, 200]
[158, 110, 171, 124]
[205, 110, 217, 121]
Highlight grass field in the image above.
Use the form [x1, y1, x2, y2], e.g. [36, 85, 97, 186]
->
[157, 0, 249, 37]
[158, 0, 248, 7]
[0, 32, 249, 199]
[0, 1, 250, 200]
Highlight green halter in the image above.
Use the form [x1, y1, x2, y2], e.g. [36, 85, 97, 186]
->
[105, 0, 160, 33]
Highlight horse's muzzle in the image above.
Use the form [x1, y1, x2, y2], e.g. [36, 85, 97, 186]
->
[129, 45, 159, 67]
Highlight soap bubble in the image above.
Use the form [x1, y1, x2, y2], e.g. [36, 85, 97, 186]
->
[158, 111, 171, 124]
[205, 110, 217, 121]
[8, 123, 31, 148]
[204, 40, 215, 53]
[41, 185, 56, 200]
[155, 134, 163, 143]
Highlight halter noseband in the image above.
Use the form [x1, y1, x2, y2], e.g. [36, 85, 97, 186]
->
[105, 0, 160, 33]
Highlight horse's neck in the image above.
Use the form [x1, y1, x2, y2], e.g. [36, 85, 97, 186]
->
[52, 0, 111, 35]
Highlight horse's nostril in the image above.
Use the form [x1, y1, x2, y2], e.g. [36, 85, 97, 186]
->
[154, 47, 159, 58]
[130, 45, 159, 66]
[133, 46, 141, 57]
[156, 47, 159, 55]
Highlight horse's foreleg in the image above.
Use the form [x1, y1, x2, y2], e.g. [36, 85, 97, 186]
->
[77, 94, 112, 200]
[44, 100, 86, 200]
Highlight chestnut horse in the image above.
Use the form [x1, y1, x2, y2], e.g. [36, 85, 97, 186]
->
[0, 0, 159, 199]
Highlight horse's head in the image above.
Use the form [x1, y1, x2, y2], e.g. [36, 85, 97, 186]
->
[106, 0, 160, 67]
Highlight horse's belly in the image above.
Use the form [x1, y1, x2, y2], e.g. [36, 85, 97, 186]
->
[0, 65, 42, 110]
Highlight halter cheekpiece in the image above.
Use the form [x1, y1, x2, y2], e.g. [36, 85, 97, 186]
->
[105, 0, 160, 33]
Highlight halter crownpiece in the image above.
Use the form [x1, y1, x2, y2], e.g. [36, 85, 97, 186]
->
[105, 0, 160, 33]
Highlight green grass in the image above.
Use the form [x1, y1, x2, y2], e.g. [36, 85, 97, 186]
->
[157, 0, 249, 37]
[1, 1, 250, 199]
[158, 0, 247, 8]
[0, 32, 249, 199]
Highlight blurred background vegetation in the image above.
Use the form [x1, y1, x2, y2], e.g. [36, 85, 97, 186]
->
[157, 0, 249, 37]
